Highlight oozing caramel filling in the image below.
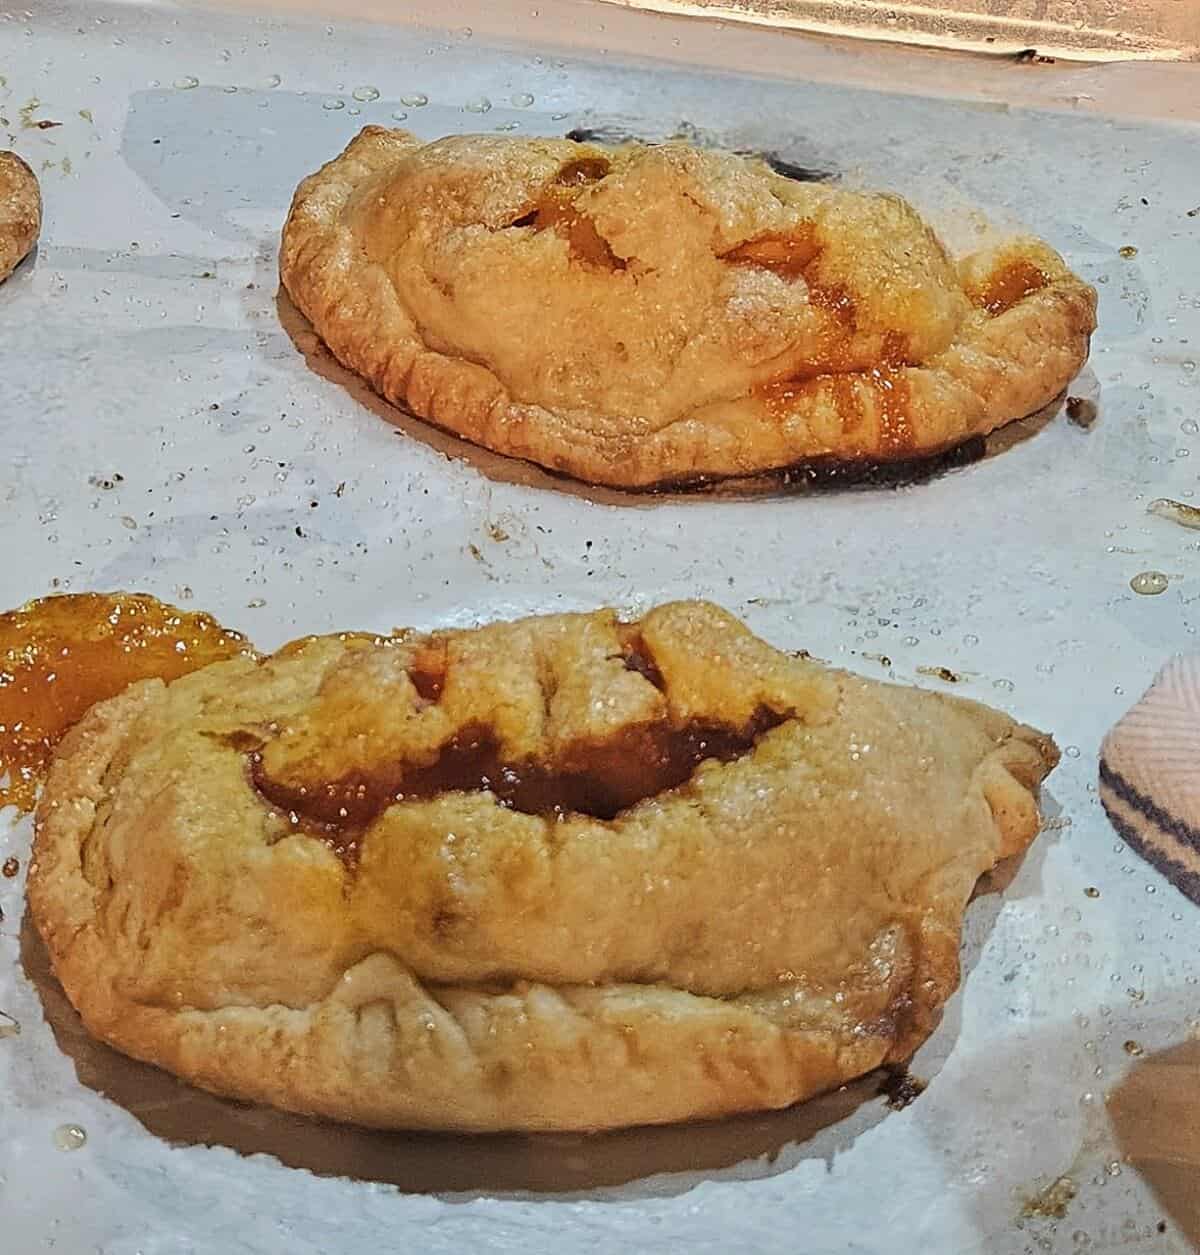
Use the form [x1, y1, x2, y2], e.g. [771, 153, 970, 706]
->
[733, 224, 919, 441]
[252, 707, 784, 860]
[0, 593, 252, 813]
[511, 157, 625, 270]
[725, 227, 866, 378]
[407, 639, 448, 704]
[976, 258, 1049, 316]
[759, 367, 914, 452]
[723, 226, 822, 281]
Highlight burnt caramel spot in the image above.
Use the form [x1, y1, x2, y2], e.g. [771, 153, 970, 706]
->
[0, 592, 253, 813]
[976, 258, 1049, 316]
[252, 709, 785, 861]
[918, 665, 961, 683]
[409, 668, 444, 704]
[562, 129, 835, 183]
[753, 152, 834, 183]
[508, 156, 625, 270]
[217, 728, 268, 754]
[880, 1065, 927, 1111]
[645, 435, 986, 494]
[1066, 395, 1098, 428]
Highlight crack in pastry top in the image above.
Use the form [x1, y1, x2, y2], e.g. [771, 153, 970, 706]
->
[341, 134, 964, 420]
[247, 621, 792, 860]
[279, 127, 1096, 487]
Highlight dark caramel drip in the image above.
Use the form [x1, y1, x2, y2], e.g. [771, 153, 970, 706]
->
[252, 709, 784, 854]
[408, 641, 448, 704]
[646, 435, 986, 493]
[808, 281, 857, 329]
[868, 368, 914, 454]
[880, 330, 911, 369]
[757, 377, 809, 422]
[881, 1065, 928, 1111]
[0, 593, 253, 813]
[977, 258, 1049, 316]
[409, 668, 444, 704]
[829, 375, 865, 435]
[757, 364, 913, 452]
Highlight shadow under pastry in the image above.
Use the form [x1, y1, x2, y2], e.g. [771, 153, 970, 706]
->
[18, 831, 1041, 1197]
[276, 290, 1065, 506]
[564, 121, 837, 186]
[20, 911, 893, 1197]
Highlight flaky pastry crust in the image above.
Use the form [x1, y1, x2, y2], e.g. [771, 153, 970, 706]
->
[0, 151, 40, 283]
[279, 127, 1097, 488]
[30, 602, 1057, 1132]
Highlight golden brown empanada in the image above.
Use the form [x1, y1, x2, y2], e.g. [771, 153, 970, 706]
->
[0, 151, 40, 283]
[29, 601, 1057, 1132]
[280, 127, 1096, 489]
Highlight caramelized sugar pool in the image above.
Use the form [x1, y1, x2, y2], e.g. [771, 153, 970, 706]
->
[0, 593, 253, 812]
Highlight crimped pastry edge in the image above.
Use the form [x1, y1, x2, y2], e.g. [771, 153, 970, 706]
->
[28, 640, 1057, 1133]
[279, 127, 1097, 490]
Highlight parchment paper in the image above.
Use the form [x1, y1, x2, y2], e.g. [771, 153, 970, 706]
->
[2, 2, 1199, 1251]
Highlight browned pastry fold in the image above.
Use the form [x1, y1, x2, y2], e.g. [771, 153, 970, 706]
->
[0, 151, 40, 283]
[280, 127, 1097, 488]
[29, 602, 1058, 1132]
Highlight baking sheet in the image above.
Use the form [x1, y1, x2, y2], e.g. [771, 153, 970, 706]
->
[2, 1, 1200, 1251]
[599, 0, 1200, 62]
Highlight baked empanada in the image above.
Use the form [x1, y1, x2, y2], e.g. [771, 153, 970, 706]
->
[280, 127, 1096, 489]
[30, 601, 1057, 1132]
[0, 151, 40, 283]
